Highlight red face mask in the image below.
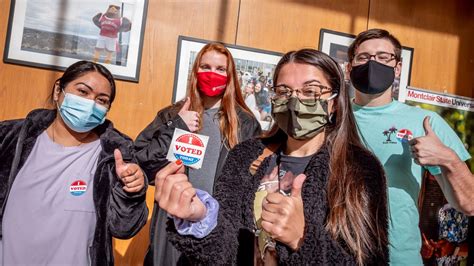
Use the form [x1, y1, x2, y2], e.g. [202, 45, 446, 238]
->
[197, 71, 228, 97]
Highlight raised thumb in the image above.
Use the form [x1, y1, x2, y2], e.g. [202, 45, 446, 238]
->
[180, 97, 191, 112]
[423, 116, 434, 136]
[291, 174, 306, 198]
[114, 149, 125, 168]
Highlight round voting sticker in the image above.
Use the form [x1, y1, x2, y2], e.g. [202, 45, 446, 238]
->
[173, 134, 205, 166]
[396, 129, 413, 143]
[70, 180, 87, 196]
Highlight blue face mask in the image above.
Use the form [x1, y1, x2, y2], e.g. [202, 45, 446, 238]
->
[58, 92, 108, 133]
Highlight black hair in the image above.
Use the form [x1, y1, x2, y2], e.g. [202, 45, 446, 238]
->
[50, 60, 116, 106]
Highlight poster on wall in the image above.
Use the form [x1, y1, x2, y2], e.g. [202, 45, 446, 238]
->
[405, 86, 473, 265]
[173, 35, 283, 131]
[318, 28, 414, 102]
[3, 0, 148, 82]
[404, 86, 473, 170]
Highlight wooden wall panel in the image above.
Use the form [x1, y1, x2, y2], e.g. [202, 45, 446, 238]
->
[0, 1, 239, 265]
[236, 0, 369, 52]
[368, 0, 474, 98]
[102, 0, 240, 139]
[1, 0, 473, 265]
[110, 1, 240, 265]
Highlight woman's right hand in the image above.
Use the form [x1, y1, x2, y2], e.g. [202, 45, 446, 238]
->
[178, 97, 200, 132]
[155, 160, 206, 221]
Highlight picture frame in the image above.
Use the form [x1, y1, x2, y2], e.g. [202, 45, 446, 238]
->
[3, 0, 148, 82]
[173, 35, 283, 131]
[318, 28, 414, 102]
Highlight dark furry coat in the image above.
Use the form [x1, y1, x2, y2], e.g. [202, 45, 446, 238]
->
[166, 133, 389, 265]
[0, 109, 148, 266]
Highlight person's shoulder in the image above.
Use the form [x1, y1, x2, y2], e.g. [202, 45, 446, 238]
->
[232, 137, 263, 154]
[223, 137, 265, 174]
[0, 117, 24, 133]
[24, 108, 55, 120]
[156, 101, 184, 121]
[395, 101, 438, 116]
[158, 101, 182, 114]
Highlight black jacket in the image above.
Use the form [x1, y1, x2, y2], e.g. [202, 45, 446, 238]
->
[134, 100, 261, 265]
[134, 100, 262, 184]
[166, 133, 389, 265]
[0, 109, 148, 266]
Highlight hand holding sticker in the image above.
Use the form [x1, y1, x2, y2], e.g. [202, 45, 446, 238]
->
[166, 128, 209, 169]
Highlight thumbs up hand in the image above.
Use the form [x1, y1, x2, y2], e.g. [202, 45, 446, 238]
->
[178, 97, 200, 132]
[115, 149, 145, 193]
[261, 174, 307, 251]
[409, 116, 455, 166]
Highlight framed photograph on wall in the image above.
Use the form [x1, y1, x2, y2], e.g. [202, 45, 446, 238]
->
[3, 0, 148, 82]
[173, 35, 283, 131]
[318, 28, 414, 102]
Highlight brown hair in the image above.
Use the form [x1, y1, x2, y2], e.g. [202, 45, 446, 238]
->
[348, 28, 402, 62]
[187, 42, 252, 148]
[270, 49, 387, 265]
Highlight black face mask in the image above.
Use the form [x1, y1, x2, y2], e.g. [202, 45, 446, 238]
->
[350, 60, 395, 95]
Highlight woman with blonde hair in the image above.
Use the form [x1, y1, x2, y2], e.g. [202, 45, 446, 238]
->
[135, 42, 261, 265]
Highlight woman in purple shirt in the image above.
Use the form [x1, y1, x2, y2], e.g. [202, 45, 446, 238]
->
[0, 61, 148, 266]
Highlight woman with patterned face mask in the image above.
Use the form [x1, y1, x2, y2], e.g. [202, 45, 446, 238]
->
[0, 61, 148, 265]
[153, 49, 389, 265]
[135, 42, 261, 265]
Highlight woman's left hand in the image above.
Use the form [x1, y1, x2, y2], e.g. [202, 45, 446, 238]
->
[114, 149, 145, 193]
[261, 174, 307, 251]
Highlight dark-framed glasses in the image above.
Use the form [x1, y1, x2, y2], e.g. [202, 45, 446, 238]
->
[353, 51, 396, 65]
[270, 84, 334, 101]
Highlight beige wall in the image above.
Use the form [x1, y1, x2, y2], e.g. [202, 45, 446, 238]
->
[1, 0, 473, 264]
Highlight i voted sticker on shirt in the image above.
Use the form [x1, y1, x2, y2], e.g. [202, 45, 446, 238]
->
[396, 129, 413, 143]
[166, 128, 209, 169]
[70, 180, 87, 196]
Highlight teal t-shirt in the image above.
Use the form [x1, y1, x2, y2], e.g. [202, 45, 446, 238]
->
[352, 100, 471, 265]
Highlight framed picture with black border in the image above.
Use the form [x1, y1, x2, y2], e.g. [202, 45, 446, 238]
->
[318, 28, 414, 101]
[3, 0, 148, 82]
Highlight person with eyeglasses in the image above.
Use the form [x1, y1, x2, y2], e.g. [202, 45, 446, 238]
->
[347, 28, 473, 265]
[0, 61, 148, 265]
[152, 49, 389, 265]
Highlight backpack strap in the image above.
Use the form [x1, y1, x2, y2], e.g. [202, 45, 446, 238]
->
[249, 142, 280, 176]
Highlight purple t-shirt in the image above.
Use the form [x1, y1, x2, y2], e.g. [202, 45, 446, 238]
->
[1, 131, 102, 265]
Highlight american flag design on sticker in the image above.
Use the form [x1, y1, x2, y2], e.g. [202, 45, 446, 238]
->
[70, 180, 87, 196]
[396, 129, 413, 143]
[173, 134, 205, 166]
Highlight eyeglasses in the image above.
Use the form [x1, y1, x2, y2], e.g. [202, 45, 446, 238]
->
[270, 84, 334, 100]
[353, 51, 396, 65]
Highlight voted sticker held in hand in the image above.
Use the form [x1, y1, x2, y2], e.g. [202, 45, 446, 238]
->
[166, 128, 209, 169]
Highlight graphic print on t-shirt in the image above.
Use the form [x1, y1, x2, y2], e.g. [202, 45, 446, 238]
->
[69, 180, 87, 196]
[382, 126, 398, 144]
[259, 153, 312, 195]
[260, 165, 296, 194]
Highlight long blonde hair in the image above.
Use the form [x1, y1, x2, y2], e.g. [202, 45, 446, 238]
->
[187, 42, 252, 148]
